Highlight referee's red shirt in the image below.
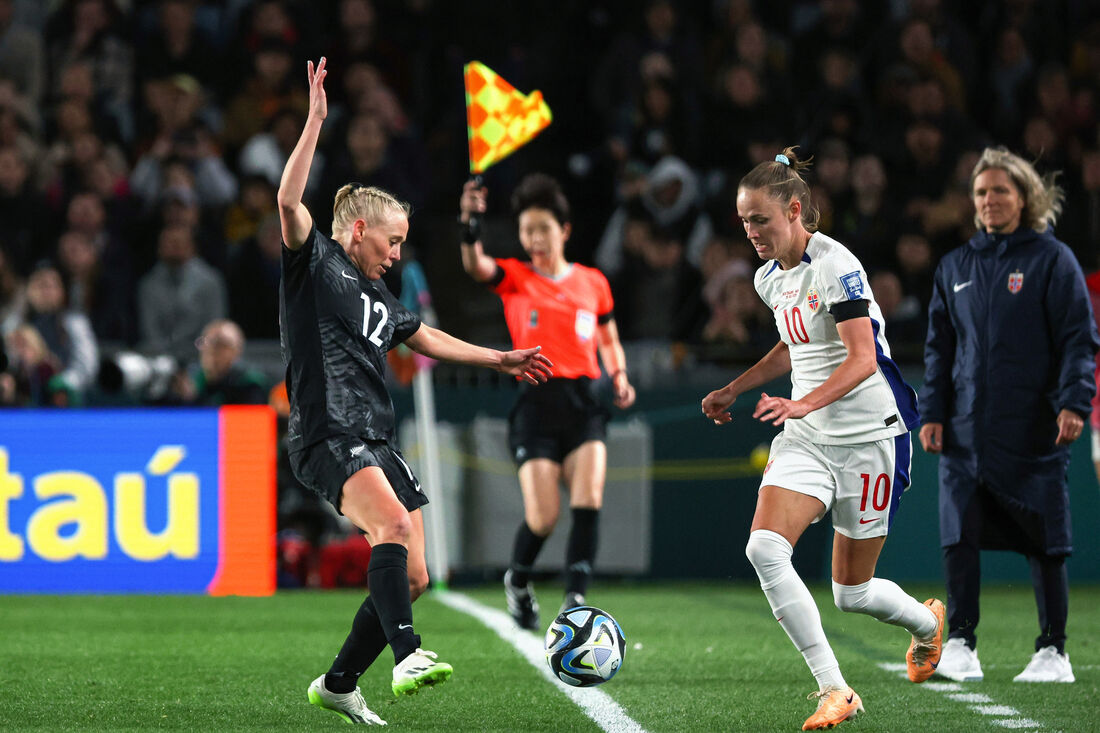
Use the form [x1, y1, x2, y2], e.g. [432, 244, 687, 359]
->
[492, 258, 614, 379]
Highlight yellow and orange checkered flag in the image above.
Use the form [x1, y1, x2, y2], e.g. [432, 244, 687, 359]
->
[464, 61, 552, 174]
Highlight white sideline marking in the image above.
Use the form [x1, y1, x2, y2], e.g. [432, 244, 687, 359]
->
[877, 663, 1042, 730]
[950, 693, 994, 703]
[435, 590, 647, 733]
[975, 705, 1022, 716]
[992, 720, 1042, 729]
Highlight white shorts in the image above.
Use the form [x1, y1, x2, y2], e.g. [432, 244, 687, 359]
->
[759, 431, 912, 539]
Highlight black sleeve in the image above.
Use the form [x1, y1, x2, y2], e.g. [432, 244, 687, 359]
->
[597, 310, 615, 325]
[829, 299, 870, 322]
[486, 263, 505, 288]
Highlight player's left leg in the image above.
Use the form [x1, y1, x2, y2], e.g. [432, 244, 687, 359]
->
[830, 533, 943, 683]
[391, 509, 453, 695]
[561, 439, 607, 614]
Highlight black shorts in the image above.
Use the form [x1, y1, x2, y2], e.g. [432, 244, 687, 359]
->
[290, 435, 428, 514]
[508, 377, 610, 465]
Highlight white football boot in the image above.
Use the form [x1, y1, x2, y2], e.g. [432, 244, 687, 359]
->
[307, 675, 387, 725]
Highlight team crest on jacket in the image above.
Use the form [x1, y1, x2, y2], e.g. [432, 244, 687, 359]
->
[1008, 270, 1024, 294]
[806, 288, 820, 311]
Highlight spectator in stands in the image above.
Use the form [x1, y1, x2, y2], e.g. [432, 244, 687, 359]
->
[221, 37, 307, 152]
[5, 260, 98, 400]
[227, 212, 281, 339]
[168, 318, 267, 405]
[1, 323, 61, 405]
[920, 147, 1098, 684]
[597, 155, 712, 276]
[224, 173, 277, 247]
[134, 0, 219, 92]
[44, 0, 133, 143]
[136, 223, 226, 362]
[0, 0, 45, 104]
[0, 246, 24, 334]
[56, 228, 132, 342]
[0, 144, 47, 274]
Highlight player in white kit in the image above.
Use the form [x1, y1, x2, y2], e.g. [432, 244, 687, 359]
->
[701, 148, 945, 731]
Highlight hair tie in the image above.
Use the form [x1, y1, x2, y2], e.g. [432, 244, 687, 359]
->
[775, 154, 790, 166]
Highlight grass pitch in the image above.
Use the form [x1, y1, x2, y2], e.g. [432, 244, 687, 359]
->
[1, 583, 1097, 731]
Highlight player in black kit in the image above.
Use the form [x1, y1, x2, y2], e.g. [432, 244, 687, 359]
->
[281, 58, 553, 726]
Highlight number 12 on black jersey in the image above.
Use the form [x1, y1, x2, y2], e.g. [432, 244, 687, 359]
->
[361, 292, 390, 347]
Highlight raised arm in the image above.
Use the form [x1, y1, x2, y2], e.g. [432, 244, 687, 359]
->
[278, 57, 327, 250]
[458, 180, 499, 282]
[404, 324, 553, 384]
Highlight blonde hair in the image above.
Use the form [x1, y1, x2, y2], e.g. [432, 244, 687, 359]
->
[738, 146, 820, 232]
[969, 147, 1064, 232]
[331, 184, 411, 238]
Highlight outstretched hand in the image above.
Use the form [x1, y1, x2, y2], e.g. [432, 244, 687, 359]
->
[307, 57, 327, 121]
[499, 346, 554, 384]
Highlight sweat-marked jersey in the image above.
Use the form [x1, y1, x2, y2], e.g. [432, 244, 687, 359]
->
[754, 231, 918, 445]
[280, 223, 421, 453]
[491, 258, 614, 379]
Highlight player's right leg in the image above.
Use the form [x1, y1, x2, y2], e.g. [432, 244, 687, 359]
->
[747, 479, 854, 704]
[505, 458, 561, 630]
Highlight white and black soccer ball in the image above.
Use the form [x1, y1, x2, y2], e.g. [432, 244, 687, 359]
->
[544, 605, 626, 687]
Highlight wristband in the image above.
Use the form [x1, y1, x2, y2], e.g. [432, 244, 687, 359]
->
[459, 214, 481, 244]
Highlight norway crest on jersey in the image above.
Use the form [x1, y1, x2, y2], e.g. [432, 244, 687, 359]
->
[806, 288, 820, 311]
[1007, 270, 1024, 294]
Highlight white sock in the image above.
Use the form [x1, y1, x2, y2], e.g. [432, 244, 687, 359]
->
[746, 529, 846, 690]
[832, 579, 938, 638]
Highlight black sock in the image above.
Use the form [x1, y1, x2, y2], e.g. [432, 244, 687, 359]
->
[325, 596, 389, 693]
[565, 508, 599, 596]
[367, 543, 420, 664]
[1029, 554, 1068, 653]
[509, 522, 547, 587]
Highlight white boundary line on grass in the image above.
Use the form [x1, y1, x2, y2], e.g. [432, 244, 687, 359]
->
[877, 663, 1045, 732]
[435, 590, 648, 733]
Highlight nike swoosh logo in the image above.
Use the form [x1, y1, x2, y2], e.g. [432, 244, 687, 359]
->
[341, 270, 358, 281]
[953, 281, 973, 293]
[858, 517, 879, 524]
[846, 694, 854, 704]
[397, 623, 413, 630]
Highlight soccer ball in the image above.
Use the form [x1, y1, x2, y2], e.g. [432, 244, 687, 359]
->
[544, 605, 626, 687]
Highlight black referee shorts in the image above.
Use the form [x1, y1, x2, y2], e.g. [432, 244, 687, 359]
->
[508, 377, 610, 466]
[290, 435, 428, 514]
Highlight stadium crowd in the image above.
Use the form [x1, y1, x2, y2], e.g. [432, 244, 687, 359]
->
[1, 0, 1098, 406]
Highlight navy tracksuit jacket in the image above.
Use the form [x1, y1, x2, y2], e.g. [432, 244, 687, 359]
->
[919, 227, 1098, 555]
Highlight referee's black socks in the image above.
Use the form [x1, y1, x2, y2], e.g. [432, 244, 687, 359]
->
[565, 508, 599, 597]
[509, 522, 548, 587]
[366, 543, 420, 664]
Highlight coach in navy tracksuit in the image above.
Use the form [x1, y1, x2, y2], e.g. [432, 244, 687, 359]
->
[919, 147, 1098, 685]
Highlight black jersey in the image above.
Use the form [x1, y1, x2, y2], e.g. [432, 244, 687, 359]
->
[280, 223, 421, 453]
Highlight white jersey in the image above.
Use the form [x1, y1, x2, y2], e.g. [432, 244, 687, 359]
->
[754, 232, 919, 445]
